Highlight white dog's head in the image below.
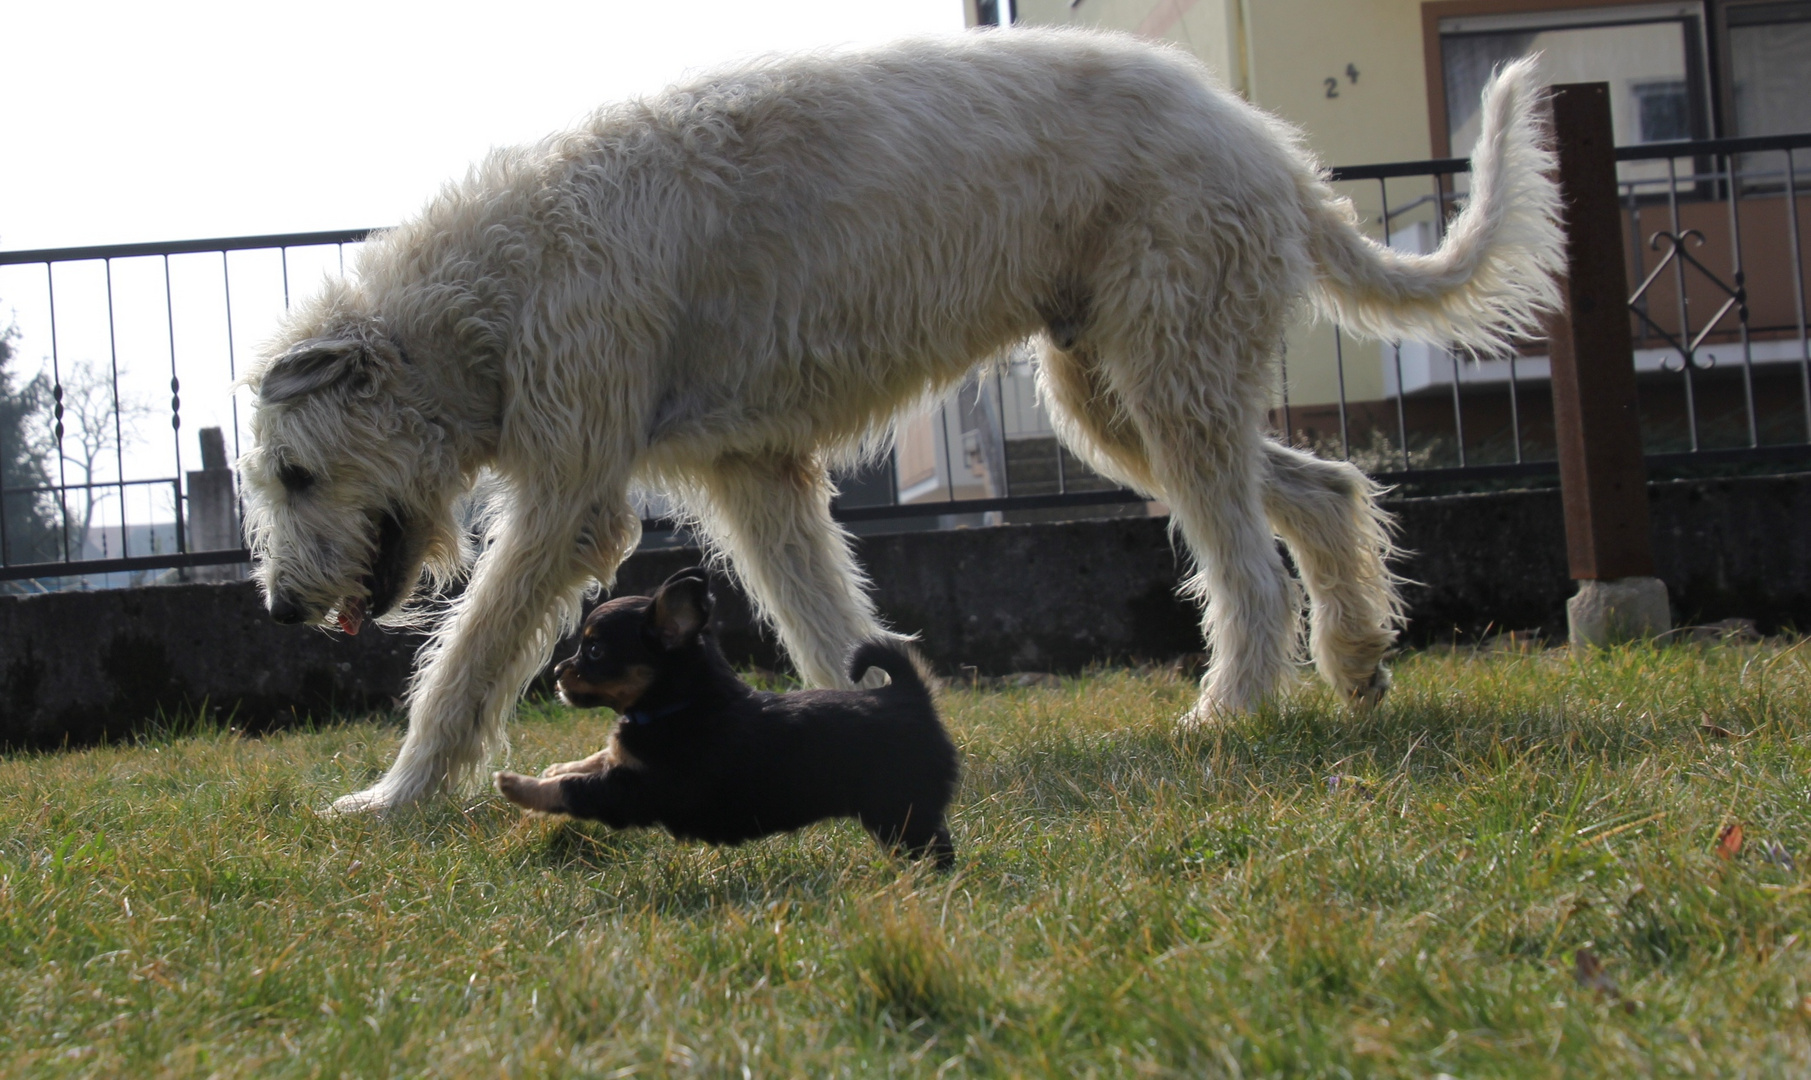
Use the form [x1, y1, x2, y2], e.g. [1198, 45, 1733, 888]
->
[240, 284, 471, 633]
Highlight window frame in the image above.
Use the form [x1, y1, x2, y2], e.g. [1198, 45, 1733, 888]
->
[1714, 0, 1811, 141]
[1421, 0, 1717, 157]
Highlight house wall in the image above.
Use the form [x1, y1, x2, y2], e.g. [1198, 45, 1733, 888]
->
[1009, 1, 1807, 413]
[1013, 0, 1438, 406]
[1015, 1, 1434, 169]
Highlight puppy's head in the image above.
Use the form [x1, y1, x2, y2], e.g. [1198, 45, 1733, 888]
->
[554, 568, 713, 711]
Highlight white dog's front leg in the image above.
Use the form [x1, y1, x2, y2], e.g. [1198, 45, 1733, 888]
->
[686, 452, 905, 688]
[331, 498, 628, 814]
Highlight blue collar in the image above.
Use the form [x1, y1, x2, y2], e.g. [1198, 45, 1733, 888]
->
[623, 699, 690, 726]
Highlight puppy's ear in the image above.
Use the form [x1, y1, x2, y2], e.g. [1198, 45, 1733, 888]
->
[649, 570, 712, 650]
[659, 567, 710, 592]
[258, 338, 374, 404]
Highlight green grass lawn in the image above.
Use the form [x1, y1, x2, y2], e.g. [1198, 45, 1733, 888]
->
[3, 641, 1810, 1077]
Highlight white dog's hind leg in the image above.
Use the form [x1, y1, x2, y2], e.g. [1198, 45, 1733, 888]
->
[1047, 336, 1298, 717]
[686, 452, 901, 688]
[1261, 441, 1403, 706]
[1108, 364, 1298, 721]
[332, 492, 634, 813]
[1035, 339, 1157, 493]
[1158, 436, 1299, 720]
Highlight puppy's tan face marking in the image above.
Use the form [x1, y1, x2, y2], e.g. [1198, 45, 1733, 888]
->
[556, 663, 655, 711]
[554, 594, 664, 712]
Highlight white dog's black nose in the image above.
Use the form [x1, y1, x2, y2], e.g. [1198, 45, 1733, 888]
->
[269, 594, 307, 624]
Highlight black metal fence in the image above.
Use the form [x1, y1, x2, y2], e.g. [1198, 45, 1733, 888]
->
[2, 129, 1808, 587]
[0, 230, 372, 585]
[1290, 129, 1811, 486]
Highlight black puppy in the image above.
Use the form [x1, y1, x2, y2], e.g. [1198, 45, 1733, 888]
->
[495, 568, 958, 868]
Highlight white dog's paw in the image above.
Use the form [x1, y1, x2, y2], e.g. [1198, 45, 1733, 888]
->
[1179, 682, 1270, 728]
[1347, 664, 1392, 709]
[1179, 700, 1238, 730]
[327, 787, 401, 816]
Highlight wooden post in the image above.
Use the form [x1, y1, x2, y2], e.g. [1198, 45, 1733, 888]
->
[1546, 82, 1669, 643]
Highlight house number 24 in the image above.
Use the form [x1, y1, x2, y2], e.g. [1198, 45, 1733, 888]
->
[1325, 63, 1360, 98]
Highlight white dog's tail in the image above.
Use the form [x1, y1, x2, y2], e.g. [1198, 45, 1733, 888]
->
[1302, 57, 1565, 353]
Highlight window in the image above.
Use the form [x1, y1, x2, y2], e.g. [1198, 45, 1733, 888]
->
[974, 0, 1017, 27]
[1722, 1, 1811, 169]
[1436, 4, 1712, 158]
[1633, 78, 1693, 141]
[1428, 1, 1811, 186]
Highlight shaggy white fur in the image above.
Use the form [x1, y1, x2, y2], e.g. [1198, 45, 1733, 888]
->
[238, 29, 1562, 812]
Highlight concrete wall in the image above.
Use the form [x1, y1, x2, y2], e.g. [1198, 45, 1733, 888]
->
[1393, 472, 1811, 641]
[5, 472, 1809, 747]
[0, 583, 424, 749]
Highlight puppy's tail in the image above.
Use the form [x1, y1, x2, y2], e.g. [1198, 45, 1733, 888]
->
[1301, 56, 1564, 353]
[848, 640, 936, 702]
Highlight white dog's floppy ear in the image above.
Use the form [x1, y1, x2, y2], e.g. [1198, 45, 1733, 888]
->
[258, 338, 372, 404]
[649, 568, 712, 650]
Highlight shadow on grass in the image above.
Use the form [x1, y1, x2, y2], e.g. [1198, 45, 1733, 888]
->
[0, 698, 407, 761]
[959, 643, 1800, 813]
[530, 819, 646, 870]
[505, 814, 913, 917]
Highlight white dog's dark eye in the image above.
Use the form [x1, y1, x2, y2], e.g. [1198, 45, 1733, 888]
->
[585, 641, 604, 660]
[277, 462, 316, 492]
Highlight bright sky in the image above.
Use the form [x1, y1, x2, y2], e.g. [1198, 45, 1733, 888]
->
[0, 1, 968, 545]
[0, 0, 968, 251]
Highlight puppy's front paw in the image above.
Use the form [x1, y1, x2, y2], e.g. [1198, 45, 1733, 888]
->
[541, 748, 615, 778]
[494, 771, 569, 814]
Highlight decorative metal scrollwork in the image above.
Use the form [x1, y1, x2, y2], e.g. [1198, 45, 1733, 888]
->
[1628, 228, 1748, 373]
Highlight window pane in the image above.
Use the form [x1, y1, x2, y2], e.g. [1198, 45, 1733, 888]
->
[1729, 22, 1811, 137]
[1444, 21, 1694, 156]
[1443, 32, 1535, 152]
[1634, 79, 1691, 141]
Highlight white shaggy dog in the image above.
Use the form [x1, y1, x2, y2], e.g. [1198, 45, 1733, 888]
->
[240, 30, 1562, 813]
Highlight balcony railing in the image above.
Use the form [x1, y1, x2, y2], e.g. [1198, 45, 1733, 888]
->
[1284, 130, 1811, 484]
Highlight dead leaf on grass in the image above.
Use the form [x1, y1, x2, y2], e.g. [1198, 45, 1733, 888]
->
[1573, 948, 1619, 998]
[1573, 948, 1637, 1011]
[1718, 822, 1746, 860]
[1348, 1023, 1397, 1059]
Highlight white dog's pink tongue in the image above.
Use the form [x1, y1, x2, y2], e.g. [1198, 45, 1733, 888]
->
[337, 598, 365, 636]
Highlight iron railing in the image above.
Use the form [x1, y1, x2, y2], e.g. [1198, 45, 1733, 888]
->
[0, 230, 373, 584]
[2, 131, 1808, 585]
[1284, 130, 1811, 486]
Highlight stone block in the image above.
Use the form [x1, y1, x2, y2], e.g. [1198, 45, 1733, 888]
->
[1566, 576, 1672, 648]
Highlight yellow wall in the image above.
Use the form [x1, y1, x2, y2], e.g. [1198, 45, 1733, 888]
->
[1013, 0, 1445, 406]
[1251, 0, 1434, 406]
[1244, 1, 1432, 165]
[1014, 0, 1249, 88]
[1015, 1, 1433, 165]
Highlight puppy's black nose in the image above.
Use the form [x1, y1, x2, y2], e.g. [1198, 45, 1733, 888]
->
[553, 658, 574, 680]
[269, 594, 307, 624]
